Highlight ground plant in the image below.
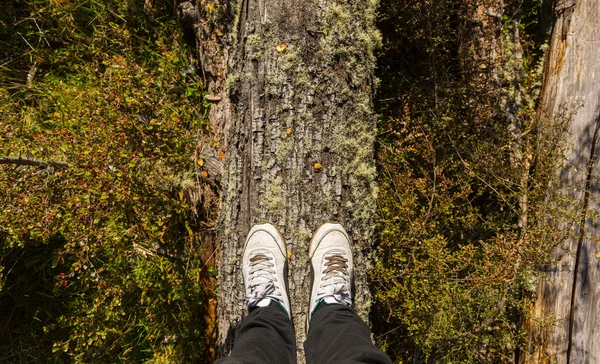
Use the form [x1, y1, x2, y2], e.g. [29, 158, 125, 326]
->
[0, 0, 214, 361]
[372, 0, 565, 362]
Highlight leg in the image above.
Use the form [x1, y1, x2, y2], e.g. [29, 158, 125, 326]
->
[304, 303, 390, 364]
[217, 223, 296, 364]
[216, 303, 296, 364]
[306, 223, 391, 364]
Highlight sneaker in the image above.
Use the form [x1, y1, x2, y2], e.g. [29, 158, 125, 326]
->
[307, 223, 353, 331]
[242, 223, 291, 319]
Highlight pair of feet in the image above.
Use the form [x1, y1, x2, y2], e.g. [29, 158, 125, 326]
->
[243, 223, 353, 331]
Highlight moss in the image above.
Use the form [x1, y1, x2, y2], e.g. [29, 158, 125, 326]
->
[276, 128, 294, 164]
[229, 0, 244, 43]
[281, 45, 299, 71]
[224, 74, 240, 97]
[0, 1, 213, 360]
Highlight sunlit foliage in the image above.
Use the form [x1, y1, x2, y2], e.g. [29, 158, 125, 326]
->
[373, 0, 565, 362]
[0, 0, 213, 361]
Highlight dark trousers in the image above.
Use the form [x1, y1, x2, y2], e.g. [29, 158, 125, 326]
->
[216, 303, 391, 364]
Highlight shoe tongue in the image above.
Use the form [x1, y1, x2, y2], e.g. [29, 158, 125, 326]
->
[252, 249, 271, 256]
[326, 249, 346, 257]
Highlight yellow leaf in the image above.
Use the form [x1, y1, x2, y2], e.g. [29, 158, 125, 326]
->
[197, 158, 204, 167]
[314, 163, 322, 170]
[206, 3, 214, 13]
[287, 250, 292, 259]
[286, 128, 292, 136]
[276, 44, 287, 53]
[185, 222, 194, 237]
[214, 29, 223, 37]
[596, 251, 600, 259]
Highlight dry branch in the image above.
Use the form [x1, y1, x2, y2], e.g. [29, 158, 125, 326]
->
[0, 156, 69, 168]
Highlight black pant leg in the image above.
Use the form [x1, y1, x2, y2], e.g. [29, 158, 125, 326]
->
[216, 303, 296, 364]
[304, 304, 391, 364]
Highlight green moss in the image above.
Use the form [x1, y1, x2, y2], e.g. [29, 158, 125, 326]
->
[263, 176, 285, 212]
[0, 1, 211, 361]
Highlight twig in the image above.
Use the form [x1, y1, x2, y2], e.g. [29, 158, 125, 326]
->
[446, 134, 519, 216]
[0, 156, 69, 168]
[32, 18, 51, 48]
[17, 32, 35, 51]
[26, 61, 38, 88]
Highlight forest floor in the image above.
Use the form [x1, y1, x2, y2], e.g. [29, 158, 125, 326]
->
[0, 0, 561, 363]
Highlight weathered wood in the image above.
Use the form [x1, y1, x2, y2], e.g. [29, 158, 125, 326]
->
[524, 0, 600, 362]
[215, 0, 379, 360]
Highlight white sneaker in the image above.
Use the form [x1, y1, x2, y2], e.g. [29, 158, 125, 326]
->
[307, 223, 353, 331]
[242, 223, 291, 319]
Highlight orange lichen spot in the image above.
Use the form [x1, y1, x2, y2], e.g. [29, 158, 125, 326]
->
[276, 44, 287, 53]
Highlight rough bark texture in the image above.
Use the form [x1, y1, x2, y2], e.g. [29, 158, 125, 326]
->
[215, 0, 380, 360]
[523, 0, 600, 362]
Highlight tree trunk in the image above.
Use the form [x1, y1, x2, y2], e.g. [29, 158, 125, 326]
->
[523, 0, 600, 362]
[210, 0, 379, 360]
[458, 0, 503, 118]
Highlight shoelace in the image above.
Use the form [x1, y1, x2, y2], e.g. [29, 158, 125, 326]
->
[246, 251, 282, 307]
[315, 252, 351, 306]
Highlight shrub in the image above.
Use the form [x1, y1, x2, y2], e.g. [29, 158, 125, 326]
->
[0, 0, 213, 361]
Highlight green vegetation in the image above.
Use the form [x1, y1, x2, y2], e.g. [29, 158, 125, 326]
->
[0, 0, 571, 362]
[0, 0, 214, 361]
[372, 0, 566, 362]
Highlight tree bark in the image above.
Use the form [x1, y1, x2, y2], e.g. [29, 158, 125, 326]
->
[458, 0, 503, 113]
[523, 0, 600, 362]
[212, 0, 380, 360]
